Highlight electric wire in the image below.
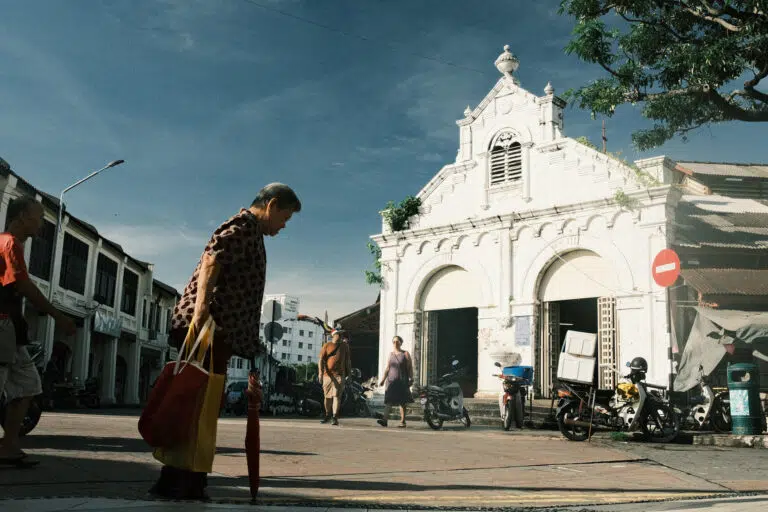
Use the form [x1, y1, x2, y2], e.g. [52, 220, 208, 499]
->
[239, 0, 492, 75]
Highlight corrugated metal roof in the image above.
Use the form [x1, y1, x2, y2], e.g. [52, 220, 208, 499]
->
[681, 268, 768, 296]
[677, 161, 768, 178]
[674, 195, 768, 250]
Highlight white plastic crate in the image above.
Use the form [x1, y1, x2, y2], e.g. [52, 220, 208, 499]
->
[564, 330, 597, 357]
[557, 353, 596, 384]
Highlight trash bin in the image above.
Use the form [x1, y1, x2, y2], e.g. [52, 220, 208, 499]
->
[726, 362, 764, 435]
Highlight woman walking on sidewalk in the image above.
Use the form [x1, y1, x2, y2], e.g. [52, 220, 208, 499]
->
[377, 336, 413, 428]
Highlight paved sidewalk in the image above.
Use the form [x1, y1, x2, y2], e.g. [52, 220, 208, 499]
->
[3, 495, 768, 512]
[1, 411, 766, 509]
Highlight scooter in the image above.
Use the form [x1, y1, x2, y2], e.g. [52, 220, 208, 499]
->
[678, 364, 731, 432]
[493, 362, 533, 430]
[556, 357, 680, 443]
[414, 358, 471, 430]
[0, 343, 45, 437]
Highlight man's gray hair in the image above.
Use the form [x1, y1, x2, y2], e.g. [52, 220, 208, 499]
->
[6, 195, 39, 224]
[251, 183, 301, 212]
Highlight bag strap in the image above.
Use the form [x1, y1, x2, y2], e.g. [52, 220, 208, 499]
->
[174, 317, 214, 375]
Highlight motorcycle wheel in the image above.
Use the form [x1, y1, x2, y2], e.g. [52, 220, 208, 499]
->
[0, 397, 42, 437]
[641, 403, 680, 443]
[502, 402, 513, 431]
[557, 401, 590, 442]
[513, 394, 524, 429]
[424, 402, 443, 430]
[711, 393, 732, 433]
[355, 400, 371, 418]
[460, 407, 471, 429]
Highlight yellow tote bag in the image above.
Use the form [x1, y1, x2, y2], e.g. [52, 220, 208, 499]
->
[153, 318, 226, 473]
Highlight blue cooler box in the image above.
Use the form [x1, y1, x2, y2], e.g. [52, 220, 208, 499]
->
[502, 365, 534, 385]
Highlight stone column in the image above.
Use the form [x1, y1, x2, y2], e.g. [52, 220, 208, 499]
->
[72, 324, 92, 384]
[100, 337, 118, 404]
[475, 306, 502, 398]
[125, 341, 141, 405]
[522, 142, 534, 202]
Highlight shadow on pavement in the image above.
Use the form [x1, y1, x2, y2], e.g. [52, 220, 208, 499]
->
[19, 435, 314, 456]
[213, 475, 731, 495]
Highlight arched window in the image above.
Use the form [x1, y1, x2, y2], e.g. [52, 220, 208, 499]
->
[489, 132, 522, 186]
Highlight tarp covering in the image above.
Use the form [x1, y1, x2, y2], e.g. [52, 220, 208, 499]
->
[674, 307, 768, 392]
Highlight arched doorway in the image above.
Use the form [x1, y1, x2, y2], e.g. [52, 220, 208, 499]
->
[418, 266, 481, 397]
[536, 249, 620, 397]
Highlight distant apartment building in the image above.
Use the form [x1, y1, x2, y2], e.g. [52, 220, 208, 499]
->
[227, 294, 324, 382]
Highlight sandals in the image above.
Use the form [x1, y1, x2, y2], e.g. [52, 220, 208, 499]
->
[397, 422, 407, 428]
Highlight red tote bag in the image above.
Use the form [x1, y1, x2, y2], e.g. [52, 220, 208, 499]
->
[138, 318, 214, 448]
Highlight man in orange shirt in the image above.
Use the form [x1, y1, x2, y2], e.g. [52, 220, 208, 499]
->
[318, 329, 351, 425]
[0, 197, 75, 466]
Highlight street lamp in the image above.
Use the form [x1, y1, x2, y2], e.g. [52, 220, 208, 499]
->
[45, 160, 125, 346]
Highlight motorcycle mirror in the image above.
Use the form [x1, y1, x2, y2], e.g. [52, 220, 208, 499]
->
[494, 362, 502, 368]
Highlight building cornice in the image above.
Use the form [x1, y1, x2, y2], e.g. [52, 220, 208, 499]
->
[370, 186, 672, 246]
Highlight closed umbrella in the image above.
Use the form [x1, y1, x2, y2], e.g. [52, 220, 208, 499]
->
[245, 363, 262, 499]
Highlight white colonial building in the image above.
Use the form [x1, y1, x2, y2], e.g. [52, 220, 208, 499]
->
[371, 46, 679, 399]
[0, 158, 180, 405]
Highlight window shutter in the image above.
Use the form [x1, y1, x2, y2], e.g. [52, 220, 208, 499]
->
[489, 133, 523, 186]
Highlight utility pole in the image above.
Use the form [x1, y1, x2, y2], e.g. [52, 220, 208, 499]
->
[602, 119, 607, 153]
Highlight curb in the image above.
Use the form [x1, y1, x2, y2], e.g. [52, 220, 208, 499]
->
[693, 434, 768, 449]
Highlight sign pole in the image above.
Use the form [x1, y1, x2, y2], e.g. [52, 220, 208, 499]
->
[265, 299, 276, 408]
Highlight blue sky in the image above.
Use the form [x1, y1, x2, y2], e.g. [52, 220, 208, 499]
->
[1, 0, 765, 321]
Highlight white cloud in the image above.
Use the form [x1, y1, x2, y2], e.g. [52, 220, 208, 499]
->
[97, 222, 376, 322]
[98, 223, 209, 259]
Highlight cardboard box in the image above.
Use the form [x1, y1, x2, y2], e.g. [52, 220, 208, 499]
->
[564, 330, 597, 357]
[557, 353, 596, 384]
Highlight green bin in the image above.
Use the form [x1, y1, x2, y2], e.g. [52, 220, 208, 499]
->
[726, 362, 764, 435]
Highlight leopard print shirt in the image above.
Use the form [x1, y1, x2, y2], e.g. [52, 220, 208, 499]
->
[172, 209, 266, 359]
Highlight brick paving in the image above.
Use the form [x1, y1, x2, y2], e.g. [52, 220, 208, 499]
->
[0, 410, 765, 509]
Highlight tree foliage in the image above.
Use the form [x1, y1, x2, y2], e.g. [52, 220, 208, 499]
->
[560, 0, 768, 150]
[364, 196, 422, 286]
[364, 241, 383, 285]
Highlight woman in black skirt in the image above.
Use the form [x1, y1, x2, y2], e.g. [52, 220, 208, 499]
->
[377, 336, 414, 428]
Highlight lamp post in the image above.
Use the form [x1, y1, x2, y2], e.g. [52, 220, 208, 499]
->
[44, 159, 125, 359]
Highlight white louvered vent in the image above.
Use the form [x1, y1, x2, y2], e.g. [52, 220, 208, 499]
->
[489, 133, 522, 186]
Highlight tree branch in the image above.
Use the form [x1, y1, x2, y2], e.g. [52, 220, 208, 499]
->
[745, 62, 768, 89]
[681, 2, 743, 31]
[706, 87, 768, 121]
[616, 11, 690, 42]
[731, 87, 768, 105]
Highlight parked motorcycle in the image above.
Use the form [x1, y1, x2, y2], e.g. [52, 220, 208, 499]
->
[341, 368, 371, 417]
[493, 362, 532, 430]
[295, 368, 371, 418]
[414, 359, 471, 430]
[678, 364, 731, 432]
[0, 343, 45, 437]
[294, 378, 324, 417]
[556, 357, 680, 443]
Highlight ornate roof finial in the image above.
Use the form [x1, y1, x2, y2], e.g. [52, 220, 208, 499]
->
[463, 105, 472, 117]
[494, 44, 519, 76]
[544, 82, 554, 95]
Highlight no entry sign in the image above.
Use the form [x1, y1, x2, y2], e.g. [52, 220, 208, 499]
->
[652, 249, 681, 287]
